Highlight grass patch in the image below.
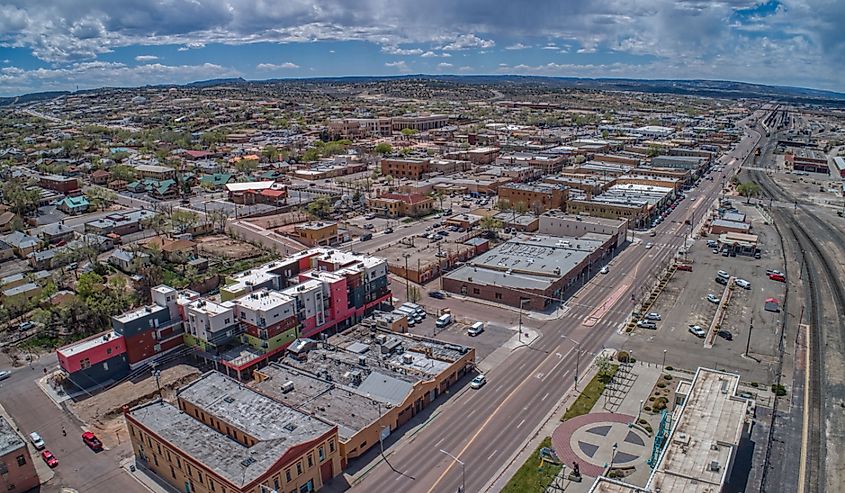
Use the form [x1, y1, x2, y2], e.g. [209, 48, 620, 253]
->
[501, 437, 563, 493]
[562, 365, 620, 421]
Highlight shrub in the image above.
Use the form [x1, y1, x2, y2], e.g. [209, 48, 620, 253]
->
[750, 382, 759, 388]
[772, 384, 787, 397]
[657, 382, 667, 389]
[643, 406, 652, 412]
[665, 366, 674, 371]
[648, 396, 655, 402]
[617, 351, 630, 363]
[663, 374, 672, 380]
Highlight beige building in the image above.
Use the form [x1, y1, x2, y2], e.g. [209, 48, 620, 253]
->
[294, 222, 342, 246]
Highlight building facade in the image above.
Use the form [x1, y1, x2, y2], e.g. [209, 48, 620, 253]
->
[0, 416, 40, 493]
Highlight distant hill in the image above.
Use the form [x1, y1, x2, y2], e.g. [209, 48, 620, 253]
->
[3, 75, 844, 107]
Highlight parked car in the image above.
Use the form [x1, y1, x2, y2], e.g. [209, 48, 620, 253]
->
[715, 276, 728, 286]
[41, 450, 58, 468]
[636, 320, 657, 329]
[0, 370, 10, 381]
[735, 278, 751, 289]
[365, 213, 376, 220]
[766, 269, 783, 276]
[470, 374, 487, 389]
[707, 294, 721, 304]
[717, 330, 734, 341]
[645, 242, 654, 249]
[29, 432, 45, 450]
[676, 264, 693, 272]
[649, 231, 657, 237]
[384, 227, 394, 234]
[467, 321, 485, 337]
[360, 233, 373, 242]
[769, 273, 786, 282]
[688, 325, 707, 338]
[429, 291, 446, 299]
[363, 223, 375, 230]
[717, 270, 730, 279]
[712, 248, 720, 254]
[82, 431, 103, 451]
[600, 266, 609, 274]
[645, 312, 661, 321]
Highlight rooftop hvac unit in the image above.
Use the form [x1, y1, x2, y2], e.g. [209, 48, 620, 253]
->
[375, 334, 388, 344]
[358, 355, 367, 366]
[402, 354, 414, 364]
[281, 381, 294, 393]
[709, 461, 721, 472]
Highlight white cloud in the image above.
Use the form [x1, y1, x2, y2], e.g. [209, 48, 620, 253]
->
[134, 55, 159, 62]
[256, 62, 300, 70]
[381, 45, 423, 55]
[385, 60, 410, 72]
[541, 44, 559, 50]
[420, 51, 451, 58]
[177, 42, 206, 52]
[440, 33, 495, 51]
[505, 43, 530, 50]
[437, 62, 453, 69]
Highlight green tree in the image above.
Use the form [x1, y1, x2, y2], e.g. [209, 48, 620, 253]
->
[171, 209, 199, 234]
[374, 143, 393, 155]
[30, 308, 54, 328]
[2, 180, 41, 216]
[143, 213, 170, 236]
[234, 159, 258, 175]
[400, 128, 418, 137]
[110, 164, 136, 182]
[110, 151, 130, 162]
[86, 186, 118, 210]
[479, 216, 503, 235]
[76, 271, 105, 299]
[306, 196, 333, 219]
[262, 145, 280, 162]
[302, 148, 320, 162]
[737, 182, 761, 204]
[647, 146, 663, 158]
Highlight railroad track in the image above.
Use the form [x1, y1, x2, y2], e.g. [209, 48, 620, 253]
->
[750, 168, 845, 493]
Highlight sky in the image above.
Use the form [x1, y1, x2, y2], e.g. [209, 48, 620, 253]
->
[0, 0, 843, 97]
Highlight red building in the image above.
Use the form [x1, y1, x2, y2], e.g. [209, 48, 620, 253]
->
[39, 174, 80, 194]
[57, 330, 130, 389]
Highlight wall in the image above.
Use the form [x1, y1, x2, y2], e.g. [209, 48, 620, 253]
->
[66, 353, 130, 389]
[0, 444, 40, 493]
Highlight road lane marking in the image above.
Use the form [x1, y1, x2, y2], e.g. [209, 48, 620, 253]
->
[516, 419, 526, 429]
[435, 438, 445, 448]
[542, 347, 575, 382]
[487, 449, 499, 461]
[542, 392, 550, 401]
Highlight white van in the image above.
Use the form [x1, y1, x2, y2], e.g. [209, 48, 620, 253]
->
[435, 313, 453, 328]
[467, 321, 484, 336]
[401, 303, 426, 319]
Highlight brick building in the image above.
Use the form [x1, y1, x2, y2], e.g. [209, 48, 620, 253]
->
[498, 183, 568, 213]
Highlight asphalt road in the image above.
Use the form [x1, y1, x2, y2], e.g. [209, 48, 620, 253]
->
[348, 125, 762, 493]
[0, 356, 143, 493]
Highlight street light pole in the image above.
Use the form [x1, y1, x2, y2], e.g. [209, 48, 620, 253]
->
[744, 316, 754, 358]
[439, 449, 465, 493]
[662, 349, 667, 368]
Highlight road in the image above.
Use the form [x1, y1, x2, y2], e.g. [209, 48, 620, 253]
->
[0, 355, 144, 493]
[348, 122, 762, 493]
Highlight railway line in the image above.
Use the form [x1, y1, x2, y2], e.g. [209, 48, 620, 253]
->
[749, 167, 845, 493]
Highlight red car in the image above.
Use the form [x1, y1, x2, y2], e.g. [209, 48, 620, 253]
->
[41, 450, 58, 468]
[676, 264, 693, 272]
[82, 431, 103, 451]
[769, 273, 786, 282]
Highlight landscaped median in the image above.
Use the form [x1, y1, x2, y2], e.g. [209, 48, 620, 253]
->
[500, 358, 620, 492]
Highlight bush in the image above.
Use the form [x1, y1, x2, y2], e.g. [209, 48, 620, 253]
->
[648, 396, 655, 402]
[750, 382, 759, 388]
[643, 406, 652, 412]
[665, 366, 674, 371]
[772, 384, 787, 396]
[617, 351, 630, 363]
[653, 397, 668, 411]
[657, 382, 667, 388]
[663, 374, 673, 380]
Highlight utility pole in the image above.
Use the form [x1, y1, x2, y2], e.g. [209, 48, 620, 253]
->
[744, 316, 754, 358]
[574, 346, 581, 390]
[439, 449, 465, 493]
[403, 253, 411, 302]
[151, 362, 162, 403]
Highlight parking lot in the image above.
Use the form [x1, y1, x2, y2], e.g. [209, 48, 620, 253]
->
[400, 308, 517, 361]
[619, 200, 786, 384]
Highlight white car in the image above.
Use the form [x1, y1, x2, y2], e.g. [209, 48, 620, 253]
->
[470, 374, 487, 389]
[29, 432, 45, 450]
[0, 370, 10, 381]
[600, 266, 609, 274]
[645, 312, 661, 321]
[707, 294, 721, 304]
[688, 325, 707, 338]
[645, 242, 654, 249]
[717, 270, 730, 279]
[735, 278, 751, 289]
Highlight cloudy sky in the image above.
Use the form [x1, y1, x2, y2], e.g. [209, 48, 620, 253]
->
[0, 0, 843, 97]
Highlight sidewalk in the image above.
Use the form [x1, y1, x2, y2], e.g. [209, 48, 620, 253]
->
[121, 457, 180, 493]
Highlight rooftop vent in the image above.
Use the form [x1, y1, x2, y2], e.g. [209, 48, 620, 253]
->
[240, 457, 256, 467]
[283, 423, 298, 432]
[223, 396, 235, 404]
[709, 460, 721, 472]
[281, 381, 295, 393]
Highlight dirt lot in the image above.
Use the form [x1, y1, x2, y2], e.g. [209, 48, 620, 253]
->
[245, 211, 308, 229]
[621, 199, 786, 384]
[68, 364, 200, 446]
[196, 234, 263, 260]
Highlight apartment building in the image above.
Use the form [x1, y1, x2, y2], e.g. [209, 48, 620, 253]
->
[379, 158, 430, 180]
[125, 372, 341, 493]
[111, 285, 185, 368]
[498, 183, 568, 213]
[57, 330, 130, 390]
[367, 193, 434, 217]
[0, 417, 39, 493]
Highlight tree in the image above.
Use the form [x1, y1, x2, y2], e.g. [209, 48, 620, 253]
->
[647, 146, 663, 158]
[110, 164, 136, 182]
[86, 186, 118, 210]
[171, 209, 199, 234]
[110, 151, 129, 162]
[302, 148, 320, 162]
[306, 196, 333, 219]
[76, 271, 105, 299]
[737, 182, 761, 204]
[262, 145, 280, 162]
[206, 210, 228, 232]
[400, 128, 418, 137]
[479, 216, 503, 235]
[234, 159, 258, 175]
[143, 212, 170, 236]
[2, 180, 41, 216]
[374, 143, 393, 155]
[30, 308, 54, 328]
[496, 198, 512, 212]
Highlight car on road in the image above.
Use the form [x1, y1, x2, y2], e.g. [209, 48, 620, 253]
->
[649, 231, 656, 237]
[29, 432, 45, 450]
[735, 278, 751, 289]
[360, 233, 373, 242]
[470, 374, 487, 389]
[428, 291, 446, 299]
[364, 214, 376, 220]
[676, 264, 693, 272]
[600, 266, 609, 274]
[717, 270, 730, 279]
[769, 273, 786, 282]
[712, 248, 720, 254]
[384, 227, 394, 234]
[0, 370, 10, 381]
[688, 325, 707, 338]
[717, 330, 734, 341]
[645, 312, 661, 321]
[82, 431, 104, 451]
[41, 450, 58, 468]
[363, 223, 375, 230]
[707, 294, 721, 304]
[636, 320, 657, 329]
[645, 242, 654, 249]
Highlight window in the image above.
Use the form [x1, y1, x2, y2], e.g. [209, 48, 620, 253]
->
[157, 443, 161, 454]
[153, 455, 159, 466]
[307, 453, 313, 468]
[274, 478, 280, 490]
[107, 348, 112, 355]
[296, 462, 302, 475]
[224, 318, 230, 324]
[80, 358, 91, 369]
[494, 292, 502, 300]
[285, 469, 292, 482]
[197, 472, 203, 484]
[170, 466, 176, 479]
[318, 447, 325, 462]
[7, 484, 15, 491]
[329, 440, 335, 453]
[177, 457, 181, 469]
[472, 288, 480, 295]
[16, 454, 26, 466]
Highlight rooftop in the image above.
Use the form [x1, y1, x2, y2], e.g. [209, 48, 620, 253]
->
[58, 330, 120, 357]
[0, 416, 26, 457]
[2, 282, 40, 297]
[115, 303, 168, 323]
[233, 289, 294, 312]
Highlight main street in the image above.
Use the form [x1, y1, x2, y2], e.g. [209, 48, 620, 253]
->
[349, 120, 763, 493]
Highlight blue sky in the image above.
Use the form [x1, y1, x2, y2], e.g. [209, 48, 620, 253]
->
[1, 0, 843, 96]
